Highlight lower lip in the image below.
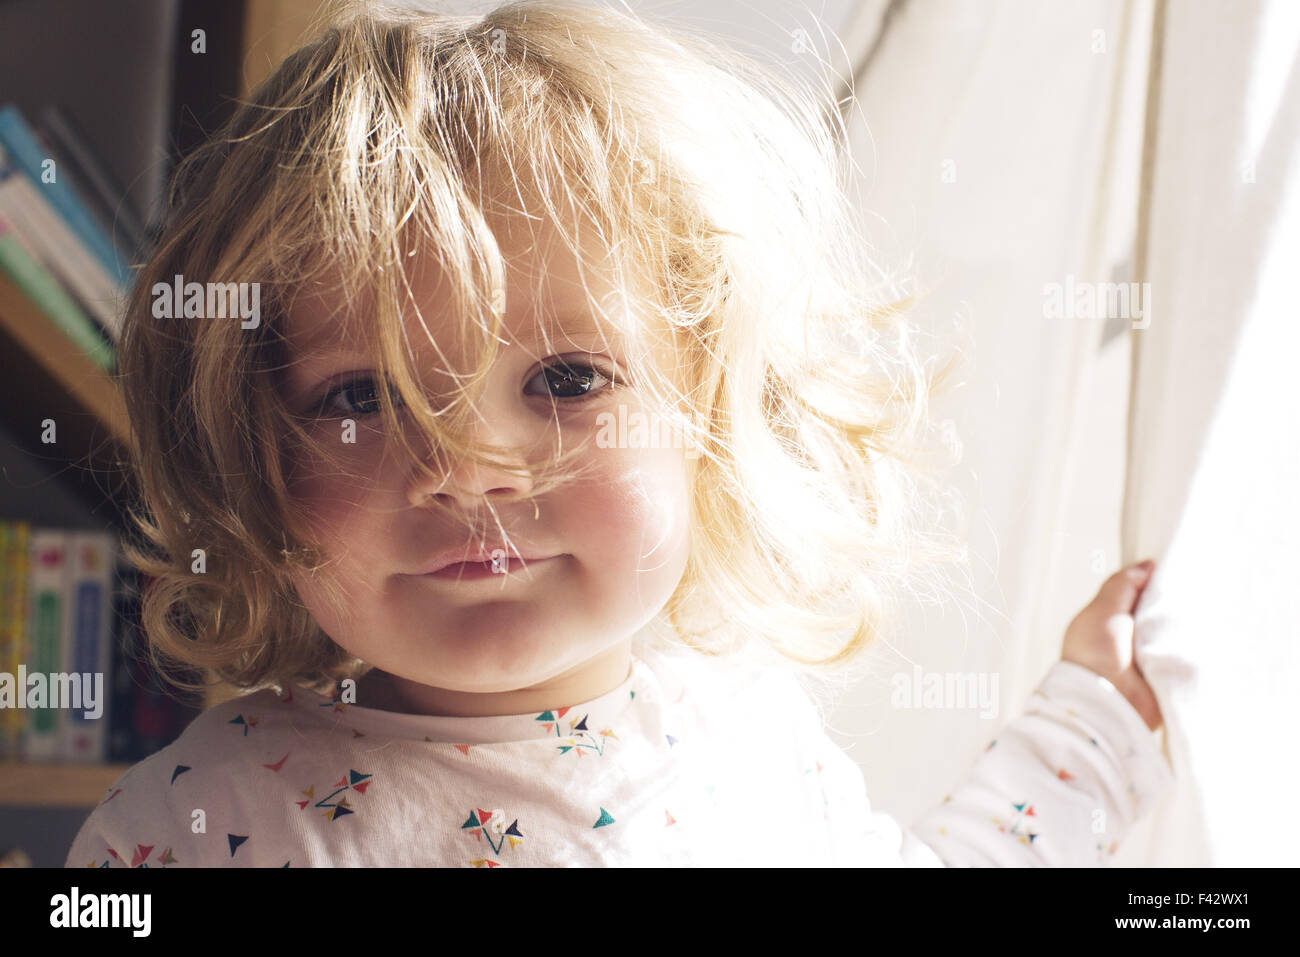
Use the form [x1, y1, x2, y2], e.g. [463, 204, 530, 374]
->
[423, 556, 559, 581]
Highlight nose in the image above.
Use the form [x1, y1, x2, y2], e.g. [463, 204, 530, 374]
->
[405, 414, 535, 512]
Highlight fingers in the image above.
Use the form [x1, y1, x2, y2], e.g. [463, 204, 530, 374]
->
[1093, 559, 1156, 616]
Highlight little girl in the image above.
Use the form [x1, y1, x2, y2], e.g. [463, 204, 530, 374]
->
[67, 0, 1171, 867]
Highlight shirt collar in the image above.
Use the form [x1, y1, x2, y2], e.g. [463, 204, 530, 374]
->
[279, 658, 647, 745]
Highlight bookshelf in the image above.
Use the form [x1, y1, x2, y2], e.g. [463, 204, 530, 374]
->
[0, 272, 131, 463]
[0, 0, 253, 845]
[0, 276, 128, 443]
[0, 762, 131, 807]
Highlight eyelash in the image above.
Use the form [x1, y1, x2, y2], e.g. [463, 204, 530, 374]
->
[311, 358, 616, 418]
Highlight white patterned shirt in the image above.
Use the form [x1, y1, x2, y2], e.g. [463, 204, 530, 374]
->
[65, 642, 1172, 867]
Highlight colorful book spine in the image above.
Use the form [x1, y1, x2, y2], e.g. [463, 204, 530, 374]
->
[22, 528, 69, 761]
[0, 215, 115, 371]
[37, 104, 150, 269]
[2, 527, 201, 765]
[0, 521, 30, 758]
[0, 142, 124, 338]
[0, 104, 129, 287]
[0, 522, 11, 758]
[60, 531, 116, 762]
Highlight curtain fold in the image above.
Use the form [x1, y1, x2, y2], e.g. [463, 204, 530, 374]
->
[1119, 0, 1300, 867]
[826, 0, 1297, 865]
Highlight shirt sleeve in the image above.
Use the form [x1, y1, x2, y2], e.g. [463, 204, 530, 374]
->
[812, 720, 947, 866]
[900, 660, 1175, 866]
[814, 660, 1174, 866]
[64, 752, 214, 868]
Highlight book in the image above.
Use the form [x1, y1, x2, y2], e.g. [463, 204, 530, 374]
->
[0, 524, 203, 766]
[22, 528, 69, 761]
[0, 142, 124, 338]
[0, 104, 129, 288]
[0, 215, 115, 371]
[60, 531, 116, 762]
[36, 105, 150, 271]
[0, 521, 30, 759]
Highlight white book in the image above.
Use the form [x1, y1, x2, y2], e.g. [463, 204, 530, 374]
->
[0, 206, 40, 261]
[0, 144, 124, 338]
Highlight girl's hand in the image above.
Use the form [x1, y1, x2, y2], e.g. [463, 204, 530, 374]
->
[1060, 560, 1164, 732]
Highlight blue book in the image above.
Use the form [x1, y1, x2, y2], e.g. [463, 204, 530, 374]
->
[0, 104, 129, 288]
[61, 531, 117, 762]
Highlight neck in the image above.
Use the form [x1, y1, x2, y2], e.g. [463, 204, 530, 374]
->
[356, 640, 634, 718]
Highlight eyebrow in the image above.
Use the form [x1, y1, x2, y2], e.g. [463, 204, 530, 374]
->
[291, 316, 618, 358]
[516, 322, 620, 349]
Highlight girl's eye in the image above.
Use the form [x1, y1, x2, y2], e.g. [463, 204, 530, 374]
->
[524, 359, 613, 401]
[314, 377, 402, 418]
[309, 359, 613, 418]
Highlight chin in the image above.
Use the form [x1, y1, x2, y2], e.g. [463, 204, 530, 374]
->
[397, 616, 594, 688]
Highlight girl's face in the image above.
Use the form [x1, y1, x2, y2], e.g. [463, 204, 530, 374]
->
[276, 212, 693, 717]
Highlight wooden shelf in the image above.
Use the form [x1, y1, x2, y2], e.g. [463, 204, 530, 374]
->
[0, 272, 130, 448]
[0, 271, 138, 528]
[0, 762, 131, 807]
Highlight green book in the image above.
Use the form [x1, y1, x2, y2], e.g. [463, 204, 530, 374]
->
[0, 219, 115, 372]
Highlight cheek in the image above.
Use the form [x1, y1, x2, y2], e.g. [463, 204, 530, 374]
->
[290, 471, 370, 544]
[282, 490, 388, 659]
[283, 432, 396, 545]
[574, 446, 691, 568]
[277, 435, 395, 650]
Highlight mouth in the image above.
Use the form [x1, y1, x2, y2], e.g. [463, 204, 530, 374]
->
[421, 554, 562, 581]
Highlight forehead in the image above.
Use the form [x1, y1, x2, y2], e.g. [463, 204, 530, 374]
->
[282, 211, 627, 358]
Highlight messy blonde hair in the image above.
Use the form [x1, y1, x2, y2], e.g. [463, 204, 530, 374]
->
[119, 0, 961, 703]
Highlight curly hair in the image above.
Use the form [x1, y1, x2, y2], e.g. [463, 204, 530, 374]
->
[118, 0, 962, 710]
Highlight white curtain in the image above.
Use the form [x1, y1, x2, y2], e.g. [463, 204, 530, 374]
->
[825, 0, 1299, 866]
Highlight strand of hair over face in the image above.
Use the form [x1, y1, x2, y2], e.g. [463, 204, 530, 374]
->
[114, 0, 967, 705]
